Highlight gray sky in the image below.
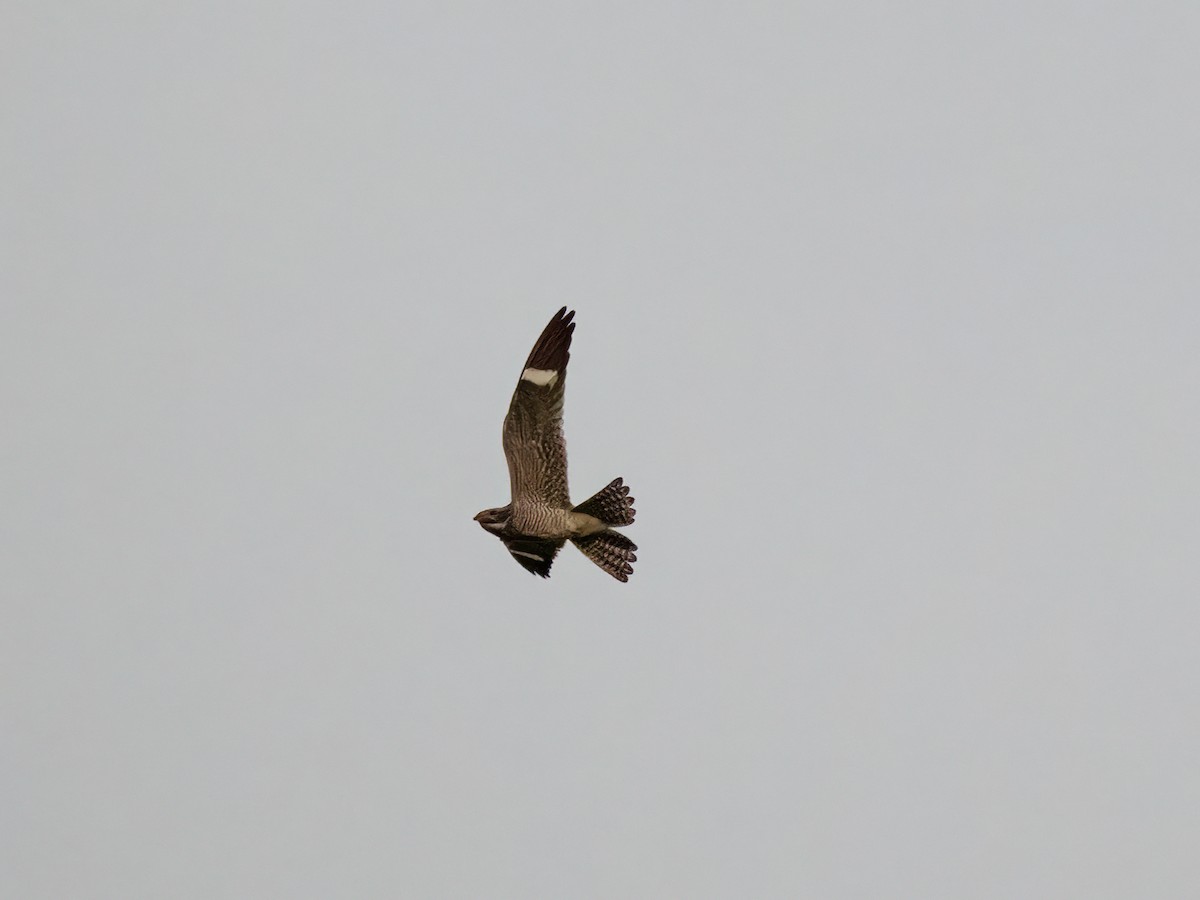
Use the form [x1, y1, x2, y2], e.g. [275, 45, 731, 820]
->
[4, 3, 1198, 897]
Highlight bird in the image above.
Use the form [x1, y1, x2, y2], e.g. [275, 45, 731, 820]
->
[474, 307, 638, 582]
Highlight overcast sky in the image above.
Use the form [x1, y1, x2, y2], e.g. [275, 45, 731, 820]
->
[4, 3, 1199, 898]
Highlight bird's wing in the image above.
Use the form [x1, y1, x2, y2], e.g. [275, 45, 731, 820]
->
[502, 307, 575, 520]
[503, 536, 566, 578]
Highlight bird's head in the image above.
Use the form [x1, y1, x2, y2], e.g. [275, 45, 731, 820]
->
[473, 505, 511, 534]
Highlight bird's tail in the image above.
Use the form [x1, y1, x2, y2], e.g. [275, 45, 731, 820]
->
[571, 530, 638, 583]
[572, 477, 636, 527]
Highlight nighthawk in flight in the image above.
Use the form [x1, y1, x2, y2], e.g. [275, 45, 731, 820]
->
[474, 307, 638, 581]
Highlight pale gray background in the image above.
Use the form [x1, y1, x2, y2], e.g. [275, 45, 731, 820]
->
[3, 3, 1198, 898]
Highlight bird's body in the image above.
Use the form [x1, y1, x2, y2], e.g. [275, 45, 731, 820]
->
[474, 308, 638, 581]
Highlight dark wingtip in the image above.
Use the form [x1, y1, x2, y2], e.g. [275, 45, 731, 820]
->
[523, 307, 576, 372]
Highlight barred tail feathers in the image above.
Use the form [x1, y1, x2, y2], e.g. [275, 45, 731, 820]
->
[572, 477, 636, 527]
[571, 530, 638, 583]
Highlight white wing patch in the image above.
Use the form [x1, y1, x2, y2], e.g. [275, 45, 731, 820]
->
[521, 367, 559, 387]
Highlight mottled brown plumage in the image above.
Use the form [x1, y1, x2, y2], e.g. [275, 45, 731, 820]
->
[474, 308, 638, 581]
